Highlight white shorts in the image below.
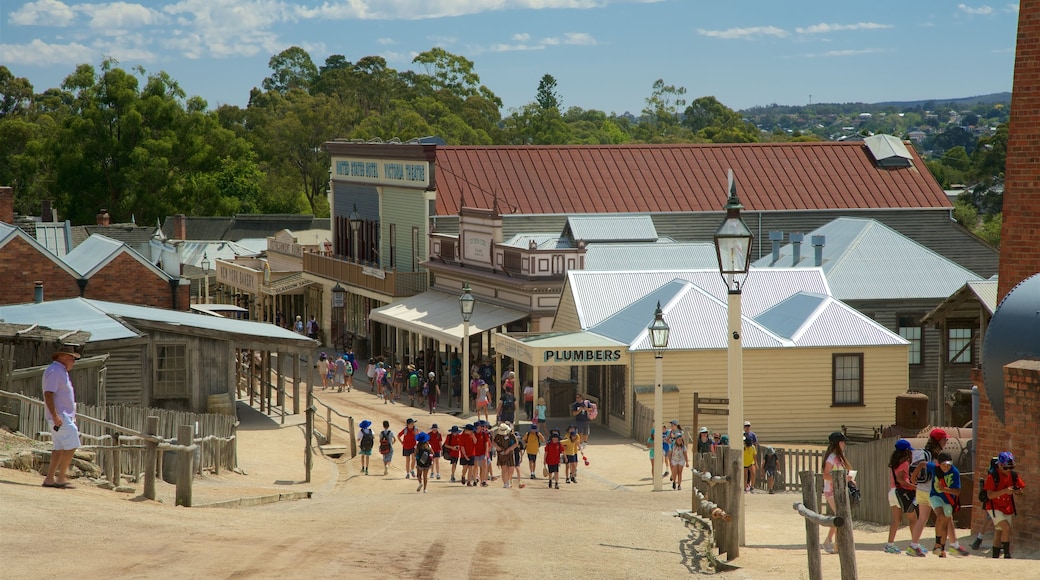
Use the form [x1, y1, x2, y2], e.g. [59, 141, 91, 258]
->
[991, 510, 1013, 526]
[49, 414, 80, 451]
[888, 488, 899, 508]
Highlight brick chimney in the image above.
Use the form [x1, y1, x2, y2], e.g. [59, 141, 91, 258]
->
[96, 208, 111, 226]
[1000, 1, 1040, 301]
[0, 186, 12, 223]
[173, 213, 187, 240]
[41, 199, 53, 222]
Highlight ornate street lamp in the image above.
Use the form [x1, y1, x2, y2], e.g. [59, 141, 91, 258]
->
[460, 282, 475, 416]
[647, 302, 670, 492]
[713, 168, 753, 546]
[201, 252, 211, 304]
[349, 204, 362, 262]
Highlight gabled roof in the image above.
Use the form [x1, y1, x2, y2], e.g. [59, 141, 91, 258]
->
[35, 221, 74, 256]
[563, 215, 658, 243]
[0, 221, 80, 278]
[584, 242, 718, 271]
[63, 234, 171, 280]
[432, 140, 950, 215]
[752, 217, 983, 301]
[72, 223, 158, 249]
[921, 279, 1000, 325]
[159, 215, 330, 241]
[565, 269, 904, 351]
[500, 233, 562, 249]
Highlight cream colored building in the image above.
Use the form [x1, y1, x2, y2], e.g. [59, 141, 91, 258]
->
[495, 268, 910, 443]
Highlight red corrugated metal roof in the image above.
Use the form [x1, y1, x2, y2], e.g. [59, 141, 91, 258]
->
[431, 142, 951, 215]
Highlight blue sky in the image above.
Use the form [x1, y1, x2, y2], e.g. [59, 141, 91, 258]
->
[0, 1, 1021, 114]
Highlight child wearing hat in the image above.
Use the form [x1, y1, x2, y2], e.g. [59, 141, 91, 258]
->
[398, 418, 419, 479]
[523, 424, 545, 479]
[982, 451, 1026, 558]
[459, 424, 478, 486]
[358, 420, 374, 475]
[442, 426, 461, 482]
[562, 425, 581, 484]
[414, 432, 433, 493]
[428, 424, 443, 480]
[544, 431, 564, 489]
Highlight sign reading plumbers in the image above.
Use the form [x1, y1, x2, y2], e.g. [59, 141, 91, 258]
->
[544, 349, 624, 363]
[332, 157, 431, 188]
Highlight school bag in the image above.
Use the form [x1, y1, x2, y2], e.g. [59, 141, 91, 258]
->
[409, 372, 420, 390]
[379, 431, 392, 454]
[978, 458, 1021, 513]
[910, 449, 932, 485]
[587, 402, 598, 420]
[360, 429, 374, 452]
[416, 446, 432, 468]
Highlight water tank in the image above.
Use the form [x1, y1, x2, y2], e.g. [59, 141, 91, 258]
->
[895, 392, 929, 429]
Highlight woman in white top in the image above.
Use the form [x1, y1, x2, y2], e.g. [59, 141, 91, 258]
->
[669, 436, 690, 490]
[316, 353, 330, 390]
[821, 432, 852, 553]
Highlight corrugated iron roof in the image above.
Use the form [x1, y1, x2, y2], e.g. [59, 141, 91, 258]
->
[432, 140, 950, 215]
[564, 215, 658, 243]
[63, 234, 172, 280]
[501, 233, 565, 249]
[752, 217, 982, 300]
[0, 299, 143, 342]
[584, 242, 718, 271]
[35, 221, 73, 256]
[0, 222, 81, 278]
[566, 270, 902, 352]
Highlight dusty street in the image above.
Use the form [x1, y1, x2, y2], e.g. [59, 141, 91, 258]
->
[2, 382, 1035, 579]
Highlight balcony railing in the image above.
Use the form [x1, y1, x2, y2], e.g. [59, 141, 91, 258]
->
[304, 252, 429, 298]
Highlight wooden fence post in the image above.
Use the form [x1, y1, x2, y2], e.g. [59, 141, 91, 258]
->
[348, 416, 357, 458]
[143, 416, 158, 500]
[326, 406, 333, 444]
[833, 469, 857, 580]
[725, 446, 741, 559]
[109, 436, 121, 486]
[800, 471, 823, 580]
[176, 425, 193, 507]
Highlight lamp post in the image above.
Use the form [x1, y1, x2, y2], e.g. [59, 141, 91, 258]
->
[349, 204, 362, 262]
[713, 168, 754, 545]
[460, 282, 475, 416]
[647, 301, 670, 492]
[201, 252, 210, 304]
[331, 283, 346, 348]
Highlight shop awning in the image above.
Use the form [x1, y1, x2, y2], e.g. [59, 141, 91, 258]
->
[261, 272, 314, 295]
[493, 331, 628, 367]
[369, 290, 528, 346]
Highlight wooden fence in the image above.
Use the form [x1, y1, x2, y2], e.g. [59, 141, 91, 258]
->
[3, 391, 238, 479]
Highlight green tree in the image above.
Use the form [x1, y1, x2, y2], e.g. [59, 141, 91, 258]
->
[536, 74, 561, 110]
[262, 47, 318, 94]
[637, 79, 690, 142]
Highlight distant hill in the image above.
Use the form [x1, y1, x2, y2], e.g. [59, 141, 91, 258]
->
[871, 92, 1012, 109]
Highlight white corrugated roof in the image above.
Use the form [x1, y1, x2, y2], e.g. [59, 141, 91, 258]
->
[564, 215, 658, 243]
[565, 268, 902, 351]
[583, 242, 718, 271]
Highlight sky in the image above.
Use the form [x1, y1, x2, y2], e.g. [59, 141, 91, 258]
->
[0, 1, 1022, 115]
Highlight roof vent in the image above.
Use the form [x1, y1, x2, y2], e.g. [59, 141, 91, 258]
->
[864, 134, 913, 168]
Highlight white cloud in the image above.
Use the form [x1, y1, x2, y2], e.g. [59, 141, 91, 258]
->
[160, 0, 289, 58]
[697, 26, 788, 40]
[0, 38, 92, 65]
[562, 32, 596, 45]
[79, 2, 163, 31]
[9, 0, 76, 26]
[513, 33, 532, 42]
[377, 38, 397, 45]
[294, 1, 605, 21]
[795, 22, 892, 34]
[958, 4, 994, 15]
[1005, 3, 1019, 13]
[798, 48, 885, 58]
[488, 31, 597, 52]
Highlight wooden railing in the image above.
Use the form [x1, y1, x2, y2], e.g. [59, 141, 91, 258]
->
[303, 252, 428, 297]
[312, 394, 357, 457]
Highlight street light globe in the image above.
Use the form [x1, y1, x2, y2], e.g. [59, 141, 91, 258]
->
[713, 169, 754, 284]
[459, 282, 475, 322]
[647, 301, 670, 351]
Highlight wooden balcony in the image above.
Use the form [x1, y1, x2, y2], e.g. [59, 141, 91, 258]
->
[304, 252, 428, 298]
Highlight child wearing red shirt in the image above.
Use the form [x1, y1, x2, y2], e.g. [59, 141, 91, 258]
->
[982, 451, 1027, 558]
[428, 424, 443, 480]
[544, 432, 564, 490]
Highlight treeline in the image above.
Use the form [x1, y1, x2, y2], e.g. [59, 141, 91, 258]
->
[0, 47, 1003, 246]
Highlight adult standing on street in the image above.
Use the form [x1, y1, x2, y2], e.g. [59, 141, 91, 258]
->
[42, 345, 81, 489]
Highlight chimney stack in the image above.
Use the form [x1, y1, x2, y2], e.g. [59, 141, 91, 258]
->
[173, 213, 187, 240]
[41, 200, 53, 223]
[790, 232, 804, 265]
[96, 208, 111, 226]
[34, 281, 43, 303]
[769, 230, 784, 264]
[0, 186, 13, 223]
[812, 235, 826, 267]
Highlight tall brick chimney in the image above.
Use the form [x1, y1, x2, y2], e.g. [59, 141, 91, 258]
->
[999, 0, 1040, 302]
[0, 186, 12, 224]
[96, 208, 111, 226]
[173, 213, 187, 240]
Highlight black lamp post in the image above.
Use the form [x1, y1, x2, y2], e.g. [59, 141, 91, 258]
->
[647, 301, 670, 492]
[349, 204, 362, 262]
[460, 282, 475, 416]
[200, 252, 210, 304]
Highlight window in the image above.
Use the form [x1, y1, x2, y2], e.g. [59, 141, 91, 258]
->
[832, 353, 864, 406]
[389, 223, 396, 269]
[898, 317, 922, 365]
[412, 226, 419, 271]
[154, 343, 188, 398]
[948, 328, 972, 364]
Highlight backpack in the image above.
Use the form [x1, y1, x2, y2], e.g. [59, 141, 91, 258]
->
[587, 402, 598, 420]
[501, 393, 515, 412]
[378, 431, 392, 454]
[360, 429, 374, 452]
[380, 370, 391, 387]
[910, 449, 932, 485]
[345, 363, 353, 376]
[416, 446, 432, 468]
[409, 372, 420, 389]
[979, 461, 1020, 513]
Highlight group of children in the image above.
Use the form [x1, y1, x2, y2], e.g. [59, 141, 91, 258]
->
[356, 417, 587, 491]
[316, 351, 356, 392]
[881, 428, 1027, 559]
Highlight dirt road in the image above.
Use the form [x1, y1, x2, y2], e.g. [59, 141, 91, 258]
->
[1, 385, 1035, 578]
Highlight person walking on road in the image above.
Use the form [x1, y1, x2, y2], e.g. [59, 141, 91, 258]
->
[317, 353, 330, 390]
[459, 424, 478, 486]
[821, 431, 852, 554]
[571, 393, 593, 447]
[493, 423, 519, 488]
[669, 434, 690, 490]
[885, 439, 918, 554]
[42, 345, 81, 489]
[544, 431, 564, 489]
[398, 418, 419, 479]
[424, 372, 440, 414]
[562, 425, 581, 484]
[414, 432, 433, 493]
[907, 428, 949, 557]
[982, 451, 1027, 559]
[358, 420, 375, 475]
[523, 424, 545, 479]
[428, 424, 443, 480]
[443, 426, 461, 482]
[379, 420, 397, 476]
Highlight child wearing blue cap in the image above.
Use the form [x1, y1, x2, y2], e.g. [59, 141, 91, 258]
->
[885, 439, 918, 553]
[358, 420, 374, 475]
[414, 432, 433, 493]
